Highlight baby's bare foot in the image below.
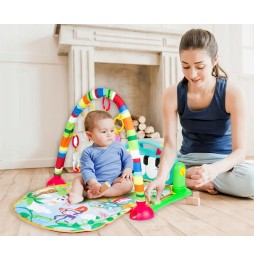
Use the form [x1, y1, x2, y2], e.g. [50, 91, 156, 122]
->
[68, 192, 84, 204]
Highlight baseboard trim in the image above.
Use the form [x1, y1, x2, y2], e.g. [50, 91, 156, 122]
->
[0, 159, 56, 170]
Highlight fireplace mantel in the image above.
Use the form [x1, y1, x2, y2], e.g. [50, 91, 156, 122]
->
[54, 24, 183, 166]
[54, 24, 183, 107]
[54, 24, 182, 56]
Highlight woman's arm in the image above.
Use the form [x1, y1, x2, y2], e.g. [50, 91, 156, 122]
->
[214, 81, 247, 168]
[145, 85, 178, 201]
[195, 81, 247, 187]
[157, 85, 178, 180]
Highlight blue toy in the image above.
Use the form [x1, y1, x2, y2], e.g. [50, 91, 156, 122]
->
[127, 139, 178, 185]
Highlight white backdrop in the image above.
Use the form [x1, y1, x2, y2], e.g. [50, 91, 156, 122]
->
[0, 24, 253, 170]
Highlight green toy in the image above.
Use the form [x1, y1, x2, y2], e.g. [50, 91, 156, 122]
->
[150, 162, 192, 212]
[126, 139, 192, 212]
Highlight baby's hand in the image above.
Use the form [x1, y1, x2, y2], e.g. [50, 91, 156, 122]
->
[87, 179, 101, 196]
[121, 168, 133, 181]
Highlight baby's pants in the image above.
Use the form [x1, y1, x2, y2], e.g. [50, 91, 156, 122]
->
[177, 152, 254, 198]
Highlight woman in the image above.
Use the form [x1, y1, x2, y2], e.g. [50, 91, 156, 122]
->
[146, 29, 254, 201]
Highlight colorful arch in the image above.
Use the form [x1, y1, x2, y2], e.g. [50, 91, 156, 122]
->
[47, 88, 154, 220]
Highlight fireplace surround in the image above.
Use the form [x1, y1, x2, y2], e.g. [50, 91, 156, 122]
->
[54, 24, 183, 165]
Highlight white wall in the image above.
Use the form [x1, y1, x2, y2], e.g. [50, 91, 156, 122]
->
[214, 25, 254, 156]
[0, 25, 68, 169]
[0, 24, 253, 170]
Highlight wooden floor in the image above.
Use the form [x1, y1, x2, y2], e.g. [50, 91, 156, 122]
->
[1, 167, 254, 236]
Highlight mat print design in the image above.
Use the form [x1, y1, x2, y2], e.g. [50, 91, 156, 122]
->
[12, 182, 171, 233]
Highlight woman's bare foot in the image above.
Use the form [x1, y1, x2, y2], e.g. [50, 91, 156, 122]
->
[186, 178, 218, 195]
[186, 166, 201, 178]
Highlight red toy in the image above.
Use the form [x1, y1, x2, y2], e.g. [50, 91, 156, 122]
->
[72, 133, 80, 173]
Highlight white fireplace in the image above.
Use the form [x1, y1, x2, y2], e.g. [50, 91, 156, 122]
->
[54, 24, 183, 166]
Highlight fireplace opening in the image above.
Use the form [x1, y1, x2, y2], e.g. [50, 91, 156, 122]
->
[95, 63, 152, 123]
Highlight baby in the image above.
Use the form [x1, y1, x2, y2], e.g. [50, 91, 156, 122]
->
[69, 110, 133, 204]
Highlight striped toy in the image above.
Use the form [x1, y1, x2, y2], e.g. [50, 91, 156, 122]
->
[47, 88, 154, 220]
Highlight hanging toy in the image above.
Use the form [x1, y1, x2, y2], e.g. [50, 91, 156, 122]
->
[102, 97, 111, 111]
[114, 114, 124, 142]
[72, 133, 80, 173]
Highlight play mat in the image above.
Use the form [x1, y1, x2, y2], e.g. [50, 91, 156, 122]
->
[11, 181, 172, 233]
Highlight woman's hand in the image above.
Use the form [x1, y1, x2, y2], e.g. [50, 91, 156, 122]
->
[191, 164, 218, 187]
[145, 177, 166, 202]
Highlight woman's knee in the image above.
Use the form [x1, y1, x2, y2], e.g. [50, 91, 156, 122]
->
[234, 163, 254, 197]
[214, 163, 254, 198]
[243, 174, 254, 197]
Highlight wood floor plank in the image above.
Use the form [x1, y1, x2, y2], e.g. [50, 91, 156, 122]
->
[200, 193, 254, 227]
[0, 169, 18, 202]
[63, 172, 77, 183]
[176, 194, 254, 235]
[29, 168, 51, 191]
[216, 194, 254, 211]
[123, 212, 184, 236]
[98, 216, 142, 236]
[17, 222, 60, 236]
[157, 204, 225, 236]
[1, 169, 34, 236]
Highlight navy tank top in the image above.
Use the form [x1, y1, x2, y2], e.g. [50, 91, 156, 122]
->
[177, 78, 232, 155]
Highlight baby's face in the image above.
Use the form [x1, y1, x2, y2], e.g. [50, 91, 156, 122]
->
[90, 118, 115, 147]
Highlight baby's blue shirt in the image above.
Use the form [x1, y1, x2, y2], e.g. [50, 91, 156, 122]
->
[80, 141, 133, 184]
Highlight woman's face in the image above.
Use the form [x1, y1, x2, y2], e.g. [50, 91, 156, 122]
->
[180, 48, 217, 87]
